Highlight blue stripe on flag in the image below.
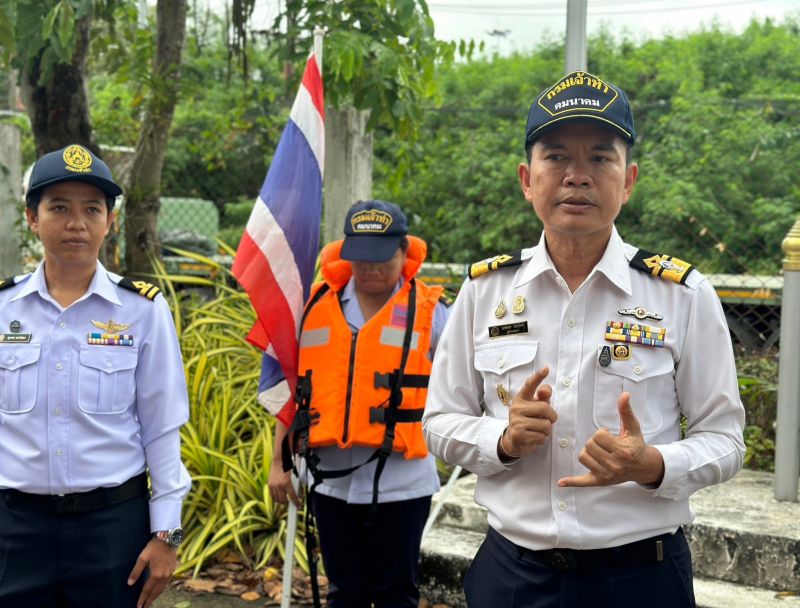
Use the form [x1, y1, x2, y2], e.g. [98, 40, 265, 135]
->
[259, 352, 286, 394]
[259, 119, 322, 302]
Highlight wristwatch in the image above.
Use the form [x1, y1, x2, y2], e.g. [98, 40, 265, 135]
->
[153, 527, 184, 548]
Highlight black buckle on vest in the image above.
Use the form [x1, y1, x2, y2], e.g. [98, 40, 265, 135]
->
[374, 371, 429, 390]
[295, 373, 312, 406]
[369, 407, 424, 425]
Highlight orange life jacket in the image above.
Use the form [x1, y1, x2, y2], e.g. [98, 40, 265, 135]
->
[296, 236, 443, 460]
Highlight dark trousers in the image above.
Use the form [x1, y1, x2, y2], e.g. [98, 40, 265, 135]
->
[311, 492, 431, 608]
[0, 491, 151, 608]
[464, 527, 696, 608]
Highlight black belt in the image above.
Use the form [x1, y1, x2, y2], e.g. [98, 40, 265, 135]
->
[495, 527, 683, 573]
[0, 473, 149, 515]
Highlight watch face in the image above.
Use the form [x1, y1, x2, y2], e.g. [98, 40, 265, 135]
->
[169, 528, 184, 546]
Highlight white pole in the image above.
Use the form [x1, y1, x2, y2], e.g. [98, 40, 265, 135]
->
[282, 31, 326, 608]
[421, 466, 463, 542]
[774, 219, 800, 501]
[565, 0, 588, 72]
[280, 471, 300, 608]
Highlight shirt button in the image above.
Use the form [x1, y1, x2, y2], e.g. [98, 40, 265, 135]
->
[559, 438, 568, 448]
[497, 359, 505, 369]
[56, 449, 63, 457]
[6, 356, 14, 365]
[567, 319, 576, 328]
[59, 322, 66, 328]
[105, 360, 113, 368]
[634, 365, 642, 375]
[562, 377, 572, 387]
[54, 407, 62, 416]
[558, 501, 567, 511]
[55, 362, 63, 370]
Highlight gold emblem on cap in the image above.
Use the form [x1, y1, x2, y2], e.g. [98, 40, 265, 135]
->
[496, 384, 512, 407]
[350, 209, 393, 233]
[91, 319, 130, 334]
[494, 300, 507, 318]
[511, 295, 525, 314]
[63, 145, 93, 174]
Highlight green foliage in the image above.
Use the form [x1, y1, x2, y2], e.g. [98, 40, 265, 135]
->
[153, 253, 310, 576]
[737, 355, 778, 471]
[743, 425, 775, 471]
[272, 0, 456, 138]
[0, 0, 120, 82]
[375, 19, 800, 271]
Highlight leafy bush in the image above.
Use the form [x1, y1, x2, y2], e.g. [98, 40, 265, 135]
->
[737, 354, 778, 471]
[153, 251, 310, 576]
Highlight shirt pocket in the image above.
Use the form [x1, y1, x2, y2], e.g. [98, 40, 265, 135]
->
[0, 344, 41, 414]
[78, 348, 138, 414]
[474, 341, 539, 417]
[592, 345, 674, 435]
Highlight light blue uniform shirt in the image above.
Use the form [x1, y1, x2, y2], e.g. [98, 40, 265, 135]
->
[312, 277, 450, 504]
[0, 261, 191, 530]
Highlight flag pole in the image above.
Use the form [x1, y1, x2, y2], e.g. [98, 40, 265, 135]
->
[280, 28, 325, 608]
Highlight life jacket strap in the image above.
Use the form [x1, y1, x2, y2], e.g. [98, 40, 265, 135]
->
[373, 371, 429, 389]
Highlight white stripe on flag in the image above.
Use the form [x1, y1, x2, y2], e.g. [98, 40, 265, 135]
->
[244, 198, 304, 331]
[258, 378, 292, 416]
[290, 85, 325, 176]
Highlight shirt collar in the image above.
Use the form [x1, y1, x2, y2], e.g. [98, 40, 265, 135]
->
[10, 261, 122, 306]
[514, 226, 632, 296]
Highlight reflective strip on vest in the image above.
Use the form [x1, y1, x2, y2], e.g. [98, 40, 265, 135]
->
[300, 327, 331, 348]
[379, 327, 420, 350]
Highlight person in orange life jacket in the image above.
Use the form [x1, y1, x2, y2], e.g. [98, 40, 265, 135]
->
[268, 200, 450, 608]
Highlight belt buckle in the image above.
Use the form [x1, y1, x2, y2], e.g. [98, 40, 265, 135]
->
[53, 493, 79, 514]
[548, 550, 577, 572]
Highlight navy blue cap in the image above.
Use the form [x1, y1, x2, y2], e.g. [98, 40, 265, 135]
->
[341, 200, 408, 263]
[525, 71, 635, 149]
[26, 144, 123, 207]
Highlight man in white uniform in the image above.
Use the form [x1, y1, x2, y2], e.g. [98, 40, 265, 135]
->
[422, 71, 745, 608]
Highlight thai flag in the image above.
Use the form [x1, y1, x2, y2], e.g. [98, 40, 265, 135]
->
[232, 53, 324, 427]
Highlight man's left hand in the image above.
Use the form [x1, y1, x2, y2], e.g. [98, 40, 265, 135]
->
[557, 392, 665, 487]
[127, 538, 178, 608]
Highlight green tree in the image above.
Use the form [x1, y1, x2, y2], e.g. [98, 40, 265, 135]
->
[1, 0, 189, 276]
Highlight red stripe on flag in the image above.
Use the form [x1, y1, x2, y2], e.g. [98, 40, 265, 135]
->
[233, 231, 299, 383]
[303, 55, 325, 119]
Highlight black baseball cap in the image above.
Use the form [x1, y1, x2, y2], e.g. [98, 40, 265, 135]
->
[525, 71, 636, 149]
[26, 144, 123, 207]
[340, 200, 409, 263]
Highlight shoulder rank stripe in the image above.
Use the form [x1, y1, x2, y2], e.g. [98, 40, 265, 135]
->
[0, 275, 28, 291]
[630, 249, 694, 284]
[117, 277, 161, 301]
[468, 251, 523, 279]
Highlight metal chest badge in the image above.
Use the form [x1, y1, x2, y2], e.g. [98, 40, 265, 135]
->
[88, 319, 134, 346]
[598, 346, 611, 367]
[512, 296, 525, 314]
[495, 300, 507, 319]
[0, 320, 32, 343]
[496, 384, 512, 406]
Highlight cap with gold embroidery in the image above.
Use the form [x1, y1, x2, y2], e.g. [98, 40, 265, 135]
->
[525, 71, 635, 149]
[26, 144, 123, 207]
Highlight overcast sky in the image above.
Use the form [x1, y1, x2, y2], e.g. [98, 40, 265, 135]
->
[197, 0, 799, 56]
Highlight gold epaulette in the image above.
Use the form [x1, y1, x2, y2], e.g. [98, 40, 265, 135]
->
[468, 251, 523, 279]
[0, 274, 29, 291]
[630, 249, 694, 284]
[116, 277, 161, 300]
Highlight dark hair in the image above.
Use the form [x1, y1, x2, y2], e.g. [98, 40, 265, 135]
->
[399, 236, 409, 252]
[26, 189, 116, 214]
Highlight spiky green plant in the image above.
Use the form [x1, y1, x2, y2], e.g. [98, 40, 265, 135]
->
[151, 246, 309, 576]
